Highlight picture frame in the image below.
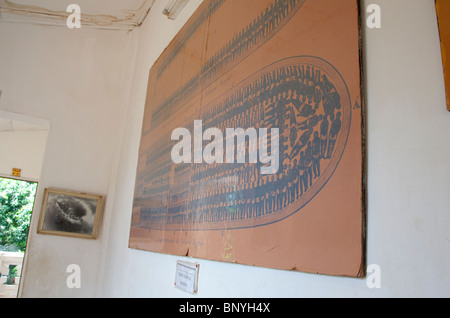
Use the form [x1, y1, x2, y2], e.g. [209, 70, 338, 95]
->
[37, 188, 104, 239]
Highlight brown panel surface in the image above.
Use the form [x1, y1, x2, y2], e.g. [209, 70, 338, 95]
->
[130, 0, 365, 277]
[436, 0, 450, 111]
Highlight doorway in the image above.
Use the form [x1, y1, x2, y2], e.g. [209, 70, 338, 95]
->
[0, 177, 38, 298]
[0, 112, 49, 298]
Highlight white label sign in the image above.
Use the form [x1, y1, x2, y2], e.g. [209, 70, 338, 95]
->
[174, 261, 199, 294]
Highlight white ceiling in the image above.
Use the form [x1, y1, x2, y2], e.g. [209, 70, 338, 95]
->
[0, 0, 157, 30]
[0, 1, 166, 129]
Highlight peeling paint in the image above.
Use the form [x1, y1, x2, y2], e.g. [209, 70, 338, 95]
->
[0, 0, 156, 30]
[264, 246, 279, 255]
[223, 232, 235, 262]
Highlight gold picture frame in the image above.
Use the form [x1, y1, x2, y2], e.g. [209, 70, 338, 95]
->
[37, 188, 104, 239]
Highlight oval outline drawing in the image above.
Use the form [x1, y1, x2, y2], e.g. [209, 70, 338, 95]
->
[134, 56, 352, 232]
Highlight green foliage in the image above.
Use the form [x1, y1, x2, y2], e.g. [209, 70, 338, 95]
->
[0, 178, 37, 252]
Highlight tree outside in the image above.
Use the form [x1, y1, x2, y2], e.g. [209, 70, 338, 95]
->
[0, 177, 38, 252]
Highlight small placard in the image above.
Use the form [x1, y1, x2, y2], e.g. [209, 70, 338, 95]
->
[174, 261, 199, 295]
[12, 168, 21, 177]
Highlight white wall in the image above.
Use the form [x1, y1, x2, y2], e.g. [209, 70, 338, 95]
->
[0, 21, 136, 297]
[363, 0, 450, 296]
[99, 0, 450, 298]
[1, 0, 449, 298]
[0, 129, 48, 181]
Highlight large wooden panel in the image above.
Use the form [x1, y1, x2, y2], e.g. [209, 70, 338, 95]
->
[130, 0, 365, 277]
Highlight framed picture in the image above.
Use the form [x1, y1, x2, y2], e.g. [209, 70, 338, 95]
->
[37, 188, 104, 239]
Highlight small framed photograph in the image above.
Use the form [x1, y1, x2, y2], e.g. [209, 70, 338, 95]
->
[37, 188, 105, 239]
